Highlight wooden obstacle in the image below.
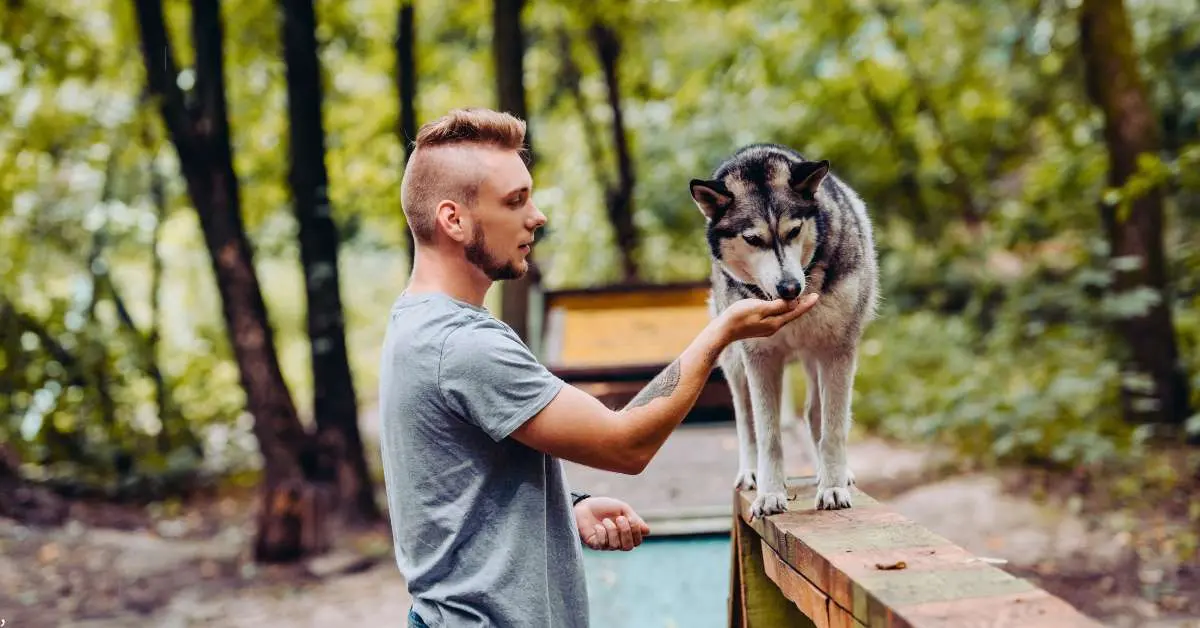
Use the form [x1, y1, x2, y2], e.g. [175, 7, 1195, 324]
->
[540, 281, 732, 422]
[729, 478, 1103, 627]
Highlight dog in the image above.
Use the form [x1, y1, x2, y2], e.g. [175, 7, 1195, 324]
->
[689, 144, 880, 518]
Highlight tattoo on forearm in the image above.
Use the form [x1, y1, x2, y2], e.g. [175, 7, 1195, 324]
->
[624, 359, 683, 410]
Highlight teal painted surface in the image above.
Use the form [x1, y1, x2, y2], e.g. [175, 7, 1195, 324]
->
[582, 534, 731, 627]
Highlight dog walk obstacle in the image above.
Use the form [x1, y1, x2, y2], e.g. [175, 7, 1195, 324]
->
[729, 477, 1103, 628]
[540, 281, 733, 423]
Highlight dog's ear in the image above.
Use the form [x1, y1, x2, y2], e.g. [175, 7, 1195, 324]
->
[790, 160, 829, 199]
[690, 179, 733, 221]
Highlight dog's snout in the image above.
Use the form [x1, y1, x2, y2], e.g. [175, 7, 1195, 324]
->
[776, 279, 803, 300]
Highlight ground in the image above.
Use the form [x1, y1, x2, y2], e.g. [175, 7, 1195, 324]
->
[1, 421, 1197, 628]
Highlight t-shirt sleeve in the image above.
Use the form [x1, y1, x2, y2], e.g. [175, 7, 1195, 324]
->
[438, 318, 566, 442]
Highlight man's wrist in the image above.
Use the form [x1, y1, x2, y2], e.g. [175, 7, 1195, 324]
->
[570, 491, 591, 507]
[698, 320, 731, 366]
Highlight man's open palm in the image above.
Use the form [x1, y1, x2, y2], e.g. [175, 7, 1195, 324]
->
[574, 497, 651, 551]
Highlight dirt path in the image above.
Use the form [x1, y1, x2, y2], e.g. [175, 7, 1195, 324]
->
[2, 422, 1197, 627]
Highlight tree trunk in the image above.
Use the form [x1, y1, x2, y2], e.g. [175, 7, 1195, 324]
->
[397, 0, 417, 269]
[589, 22, 640, 284]
[131, 0, 329, 562]
[145, 137, 182, 456]
[280, 0, 381, 526]
[493, 0, 535, 343]
[1080, 0, 1192, 428]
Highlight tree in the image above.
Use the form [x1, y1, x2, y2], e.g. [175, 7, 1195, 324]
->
[589, 20, 640, 283]
[396, 0, 420, 267]
[280, 0, 381, 525]
[131, 0, 331, 562]
[1079, 0, 1192, 428]
[494, 0, 536, 343]
[397, 0, 418, 269]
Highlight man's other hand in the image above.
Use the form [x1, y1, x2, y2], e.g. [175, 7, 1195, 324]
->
[574, 496, 650, 551]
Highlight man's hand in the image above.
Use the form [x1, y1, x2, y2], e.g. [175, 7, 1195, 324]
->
[717, 293, 819, 344]
[574, 496, 650, 551]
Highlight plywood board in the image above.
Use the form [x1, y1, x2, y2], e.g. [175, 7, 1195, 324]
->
[542, 283, 713, 369]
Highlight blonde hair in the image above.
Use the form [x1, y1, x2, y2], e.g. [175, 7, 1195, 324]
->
[401, 108, 528, 244]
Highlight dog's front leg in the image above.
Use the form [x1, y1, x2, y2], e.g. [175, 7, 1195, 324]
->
[744, 353, 788, 518]
[721, 348, 757, 490]
[799, 358, 823, 470]
[815, 352, 857, 510]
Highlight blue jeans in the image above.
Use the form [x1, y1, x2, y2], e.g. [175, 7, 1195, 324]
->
[408, 608, 430, 628]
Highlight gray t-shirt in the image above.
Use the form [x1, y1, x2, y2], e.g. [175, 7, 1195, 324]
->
[377, 291, 587, 627]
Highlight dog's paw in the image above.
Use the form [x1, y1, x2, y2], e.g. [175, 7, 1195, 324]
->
[733, 469, 757, 491]
[817, 461, 855, 487]
[750, 492, 788, 519]
[815, 486, 853, 510]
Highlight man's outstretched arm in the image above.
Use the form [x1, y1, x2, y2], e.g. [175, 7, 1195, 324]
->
[510, 294, 818, 474]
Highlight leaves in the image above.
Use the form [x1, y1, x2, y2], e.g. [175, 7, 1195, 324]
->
[1, 0, 1198, 491]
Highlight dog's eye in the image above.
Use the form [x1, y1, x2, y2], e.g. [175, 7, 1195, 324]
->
[785, 227, 802, 241]
[741, 234, 766, 247]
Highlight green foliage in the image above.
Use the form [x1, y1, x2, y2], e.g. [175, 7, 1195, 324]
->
[831, 232, 1141, 470]
[1, 0, 1198, 494]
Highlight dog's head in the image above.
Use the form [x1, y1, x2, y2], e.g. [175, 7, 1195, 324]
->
[690, 147, 829, 300]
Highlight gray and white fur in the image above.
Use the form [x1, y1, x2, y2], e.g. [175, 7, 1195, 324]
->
[690, 144, 879, 518]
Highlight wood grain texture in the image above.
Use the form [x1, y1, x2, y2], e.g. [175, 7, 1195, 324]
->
[761, 539, 830, 628]
[829, 602, 868, 628]
[894, 589, 1106, 628]
[734, 477, 1104, 627]
[541, 283, 713, 369]
[731, 513, 817, 627]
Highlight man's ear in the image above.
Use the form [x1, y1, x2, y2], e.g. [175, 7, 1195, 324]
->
[690, 179, 733, 221]
[434, 200, 468, 243]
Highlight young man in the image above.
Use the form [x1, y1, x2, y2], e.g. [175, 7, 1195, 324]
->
[378, 108, 819, 628]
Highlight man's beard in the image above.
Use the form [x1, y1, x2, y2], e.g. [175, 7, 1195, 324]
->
[465, 228, 524, 281]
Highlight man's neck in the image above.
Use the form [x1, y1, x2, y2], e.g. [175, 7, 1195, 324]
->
[404, 249, 492, 307]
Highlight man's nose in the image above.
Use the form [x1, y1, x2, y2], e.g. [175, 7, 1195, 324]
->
[529, 204, 547, 229]
[776, 278, 803, 300]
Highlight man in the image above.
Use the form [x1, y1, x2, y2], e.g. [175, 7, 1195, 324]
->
[378, 108, 819, 628]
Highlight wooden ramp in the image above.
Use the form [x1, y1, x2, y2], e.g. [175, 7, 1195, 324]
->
[730, 478, 1103, 628]
[540, 282, 732, 422]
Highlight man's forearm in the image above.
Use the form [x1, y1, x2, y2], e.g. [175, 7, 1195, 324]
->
[616, 322, 728, 465]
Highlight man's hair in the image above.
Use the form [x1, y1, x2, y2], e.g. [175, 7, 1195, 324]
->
[401, 108, 528, 244]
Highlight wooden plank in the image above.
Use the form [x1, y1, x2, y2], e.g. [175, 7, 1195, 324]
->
[732, 511, 817, 628]
[540, 282, 714, 370]
[761, 539, 830, 628]
[543, 281, 711, 310]
[548, 304, 713, 368]
[829, 602, 868, 628]
[736, 478, 1103, 628]
[729, 501, 745, 628]
[895, 589, 1105, 628]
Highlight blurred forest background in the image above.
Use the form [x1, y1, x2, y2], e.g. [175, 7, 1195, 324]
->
[1, 0, 1199, 624]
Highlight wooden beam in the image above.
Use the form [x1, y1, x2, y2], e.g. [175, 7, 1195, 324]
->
[734, 478, 1103, 627]
[761, 538, 831, 627]
[730, 501, 818, 628]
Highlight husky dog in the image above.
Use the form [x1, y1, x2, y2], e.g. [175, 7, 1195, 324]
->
[690, 144, 879, 518]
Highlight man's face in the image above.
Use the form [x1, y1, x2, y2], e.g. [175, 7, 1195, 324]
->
[463, 148, 546, 280]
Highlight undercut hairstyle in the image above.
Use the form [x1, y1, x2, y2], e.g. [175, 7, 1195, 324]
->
[400, 108, 528, 244]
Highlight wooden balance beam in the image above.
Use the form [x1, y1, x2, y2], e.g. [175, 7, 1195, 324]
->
[729, 477, 1102, 628]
